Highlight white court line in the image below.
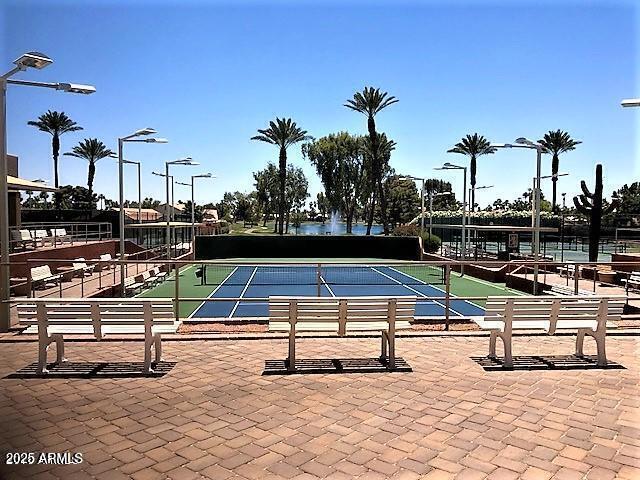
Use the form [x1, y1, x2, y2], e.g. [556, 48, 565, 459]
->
[320, 275, 336, 297]
[372, 266, 464, 317]
[387, 266, 481, 312]
[188, 266, 238, 319]
[229, 266, 258, 318]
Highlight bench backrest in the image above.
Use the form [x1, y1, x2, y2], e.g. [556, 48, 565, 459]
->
[100, 253, 113, 261]
[19, 229, 32, 241]
[34, 229, 48, 239]
[269, 296, 416, 335]
[30, 265, 55, 281]
[485, 296, 625, 333]
[17, 299, 176, 338]
[124, 276, 137, 287]
[72, 257, 88, 269]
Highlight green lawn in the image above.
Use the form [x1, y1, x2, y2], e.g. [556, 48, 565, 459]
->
[137, 264, 233, 317]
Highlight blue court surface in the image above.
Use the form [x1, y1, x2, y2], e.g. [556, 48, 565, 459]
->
[189, 265, 485, 319]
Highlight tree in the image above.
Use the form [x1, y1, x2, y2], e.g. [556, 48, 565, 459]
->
[384, 175, 420, 228]
[612, 182, 640, 215]
[284, 165, 309, 233]
[538, 130, 581, 212]
[253, 163, 279, 227]
[447, 133, 496, 213]
[302, 132, 366, 233]
[27, 110, 83, 212]
[363, 132, 396, 230]
[251, 118, 311, 235]
[424, 179, 458, 211]
[316, 192, 329, 223]
[345, 87, 398, 235]
[63, 138, 114, 211]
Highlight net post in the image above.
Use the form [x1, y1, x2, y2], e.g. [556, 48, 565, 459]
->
[317, 263, 321, 297]
[574, 263, 579, 295]
[174, 262, 180, 322]
[445, 264, 451, 331]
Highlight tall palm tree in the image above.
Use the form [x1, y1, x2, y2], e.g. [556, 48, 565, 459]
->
[538, 130, 581, 212]
[447, 133, 496, 212]
[251, 118, 311, 235]
[345, 87, 398, 234]
[64, 138, 114, 212]
[28, 110, 83, 212]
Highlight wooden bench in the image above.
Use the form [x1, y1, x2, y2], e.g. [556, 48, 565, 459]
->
[268, 296, 416, 371]
[474, 296, 626, 368]
[621, 271, 640, 292]
[96, 253, 115, 271]
[16, 298, 178, 373]
[30, 265, 62, 290]
[50, 228, 71, 245]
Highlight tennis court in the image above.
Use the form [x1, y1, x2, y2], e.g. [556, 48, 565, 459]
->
[188, 263, 485, 319]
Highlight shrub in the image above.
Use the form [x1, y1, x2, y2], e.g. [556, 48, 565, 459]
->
[391, 224, 441, 253]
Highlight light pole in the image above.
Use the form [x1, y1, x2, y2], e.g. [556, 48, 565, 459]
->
[164, 159, 198, 259]
[176, 173, 213, 243]
[467, 185, 493, 225]
[399, 175, 452, 239]
[621, 98, 640, 107]
[435, 163, 467, 268]
[1, 52, 95, 331]
[110, 153, 141, 224]
[117, 129, 167, 294]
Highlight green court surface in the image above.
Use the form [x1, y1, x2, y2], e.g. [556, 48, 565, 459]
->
[139, 260, 521, 318]
[137, 265, 232, 318]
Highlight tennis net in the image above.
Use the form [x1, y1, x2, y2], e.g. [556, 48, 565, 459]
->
[197, 263, 445, 286]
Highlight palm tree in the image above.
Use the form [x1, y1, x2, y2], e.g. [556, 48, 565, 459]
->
[345, 87, 398, 234]
[27, 110, 83, 212]
[64, 138, 114, 212]
[447, 133, 496, 212]
[538, 130, 581, 212]
[251, 118, 311, 235]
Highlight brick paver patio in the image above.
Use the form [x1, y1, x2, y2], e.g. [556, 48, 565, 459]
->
[1, 335, 639, 479]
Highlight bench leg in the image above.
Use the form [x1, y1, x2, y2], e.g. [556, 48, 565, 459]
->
[388, 332, 396, 370]
[583, 329, 607, 367]
[575, 330, 586, 357]
[37, 339, 50, 374]
[287, 330, 296, 372]
[502, 335, 513, 368]
[52, 334, 67, 365]
[154, 334, 163, 363]
[143, 338, 154, 373]
[380, 331, 388, 362]
[488, 331, 498, 358]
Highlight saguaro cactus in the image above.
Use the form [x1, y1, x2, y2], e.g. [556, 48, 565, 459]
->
[573, 164, 617, 262]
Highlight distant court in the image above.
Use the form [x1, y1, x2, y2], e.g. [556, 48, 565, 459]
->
[188, 264, 486, 319]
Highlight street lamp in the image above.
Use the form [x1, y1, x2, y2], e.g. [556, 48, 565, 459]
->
[467, 185, 493, 224]
[109, 153, 141, 224]
[621, 98, 640, 108]
[435, 163, 467, 268]
[176, 173, 213, 243]
[117, 129, 167, 293]
[1, 52, 95, 331]
[164, 159, 198, 259]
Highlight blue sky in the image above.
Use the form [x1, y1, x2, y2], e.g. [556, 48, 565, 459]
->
[2, 0, 638, 208]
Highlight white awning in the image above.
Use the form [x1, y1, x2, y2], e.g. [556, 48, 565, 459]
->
[7, 175, 57, 192]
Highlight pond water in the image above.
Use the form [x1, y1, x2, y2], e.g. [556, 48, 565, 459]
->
[294, 222, 383, 236]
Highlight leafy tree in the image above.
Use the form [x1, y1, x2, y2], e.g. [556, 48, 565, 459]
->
[63, 138, 114, 211]
[538, 130, 581, 212]
[316, 192, 329, 223]
[447, 133, 496, 213]
[55, 185, 93, 210]
[345, 87, 398, 235]
[253, 163, 279, 227]
[251, 118, 312, 235]
[424, 179, 458, 211]
[612, 182, 640, 215]
[284, 165, 309, 233]
[27, 110, 83, 212]
[383, 175, 420, 228]
[302, 132, 366, 233]
[363, 132, 396, 230]
[141, 197, 161, 209]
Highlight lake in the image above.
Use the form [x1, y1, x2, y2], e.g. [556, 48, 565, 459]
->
[294, 222, 383, 235]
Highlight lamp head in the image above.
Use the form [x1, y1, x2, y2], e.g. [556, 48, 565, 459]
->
[621, 98, 640, 108]
[14, 51, 53, 70]
[144, 137, 168, 143]
[195, 173, 213, 178]
[56, 83, 96, 94]
[135, 128, 157, 136]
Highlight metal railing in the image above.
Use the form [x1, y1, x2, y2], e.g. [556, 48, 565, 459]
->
[5, 258, 639, 330]
[8, 222, 112, 252]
